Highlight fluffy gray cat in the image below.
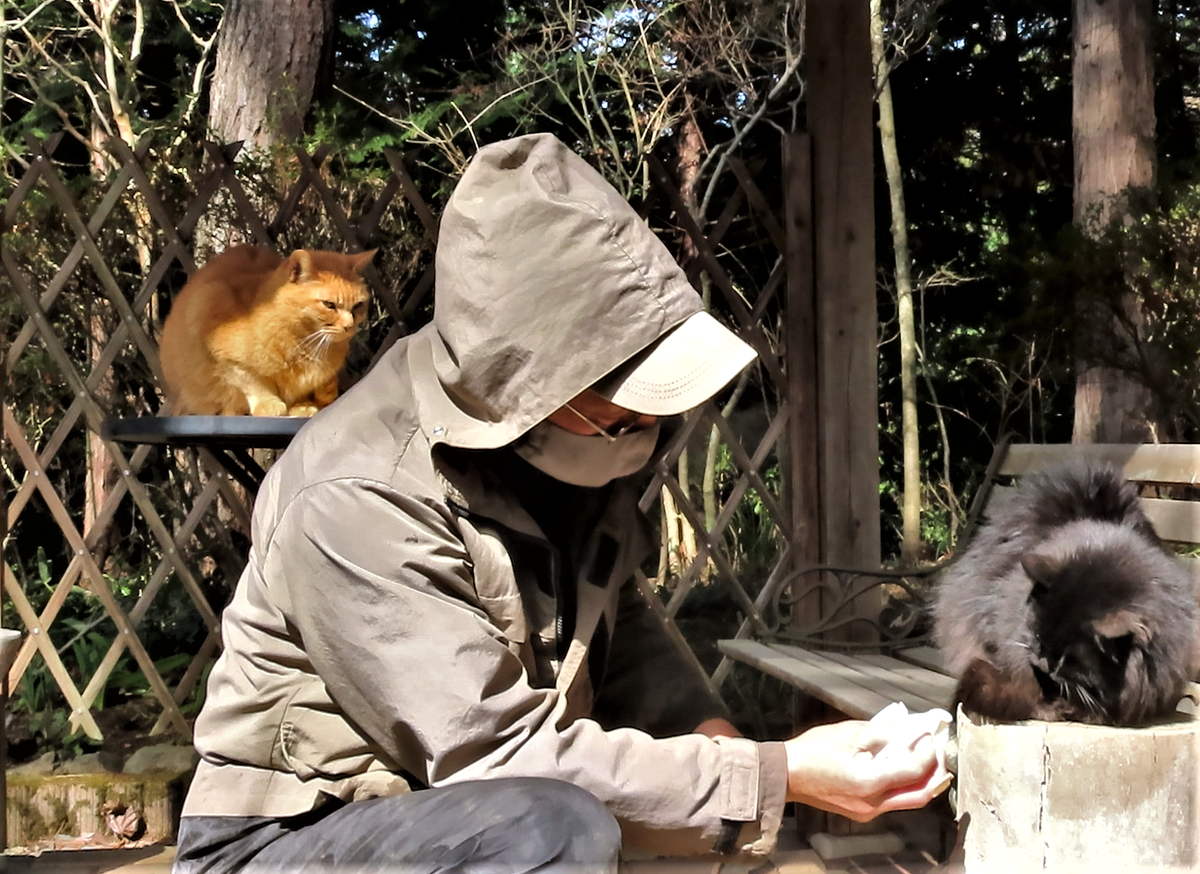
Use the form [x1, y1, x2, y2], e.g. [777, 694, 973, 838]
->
[933, 459, 1199, 726]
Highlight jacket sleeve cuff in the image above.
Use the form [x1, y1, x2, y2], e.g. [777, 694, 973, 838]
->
[709, 738, 789, 856]
[743, 740, 788, 854]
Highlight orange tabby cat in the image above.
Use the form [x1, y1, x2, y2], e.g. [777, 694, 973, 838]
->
[160, 244, 374, 416]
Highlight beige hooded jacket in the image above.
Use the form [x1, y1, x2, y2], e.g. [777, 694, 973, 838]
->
[182, 134, 787, 857]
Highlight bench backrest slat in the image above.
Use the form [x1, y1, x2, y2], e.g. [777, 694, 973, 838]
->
[1000, 443, 1200, 486]
[1142, 498, 1200, 546]
[976, 487, 1200, 540]
[990, 445, 1200, 547]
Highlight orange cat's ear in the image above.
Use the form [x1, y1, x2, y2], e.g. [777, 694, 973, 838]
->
[350, 249, 377, 275]
[287, 250, 313, 283]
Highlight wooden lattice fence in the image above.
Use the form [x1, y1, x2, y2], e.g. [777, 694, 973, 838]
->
[0, 131, 805, 743]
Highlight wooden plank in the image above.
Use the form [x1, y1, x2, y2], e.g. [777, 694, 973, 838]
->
[791, 646, 951, 707]
[1002, 443, 1200, 485]
[819, 648, 957, 708]
[894, 646, 947, 674]
[718, 639, 892, 718]
[779, 645, 951, 714]
[980, 483, 1200, 546]
[768, 644, 945, 718]
[783, 133, 822, 636]
[855, 652, 956, 691]
[1184, 556, 1200, 587]
[1139, 497, 1200, 545]
[807, 0, 880, 610]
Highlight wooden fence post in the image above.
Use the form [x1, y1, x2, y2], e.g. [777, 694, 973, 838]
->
[783, 132, 822, 612]
[806, 0, 881, 610]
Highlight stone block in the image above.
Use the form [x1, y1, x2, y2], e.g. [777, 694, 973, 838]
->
[808, 830, 904, 860]
[122, 744, 199, 776]
[955, 705, 1199, 872]
[5, 769, 189, 849]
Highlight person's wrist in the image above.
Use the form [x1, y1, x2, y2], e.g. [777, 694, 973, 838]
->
[782, 734, 805, 802]
[694, 717, 741, 739]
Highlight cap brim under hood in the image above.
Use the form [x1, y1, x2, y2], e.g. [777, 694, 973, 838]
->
[591, 310, 757, 416]
[409, 133, 756, 450]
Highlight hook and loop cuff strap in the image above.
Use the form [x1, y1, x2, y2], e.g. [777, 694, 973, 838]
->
[708, 737, 788, 856]
[712, 738, 789, 856]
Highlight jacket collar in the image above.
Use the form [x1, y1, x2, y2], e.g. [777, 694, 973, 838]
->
[431, 443, 545, 541]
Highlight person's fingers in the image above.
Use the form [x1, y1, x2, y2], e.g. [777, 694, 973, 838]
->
[866, 734, 938, 791]
[875, 768, 954, 813]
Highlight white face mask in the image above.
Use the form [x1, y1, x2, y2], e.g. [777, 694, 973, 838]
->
[514, 421, 661, 487]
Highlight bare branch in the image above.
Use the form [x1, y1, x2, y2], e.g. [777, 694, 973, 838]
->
[64, 0, 104, 40]
[698, 49, 804, 216]
[18, 24, 115, 139]
[10, 38, 96, 148]
[0, 0, 61, 34]
[130, 0, 145, 64]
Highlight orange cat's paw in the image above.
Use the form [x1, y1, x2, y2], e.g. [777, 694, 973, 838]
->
[249, 397, 289, 417]
[287, 403, 320, 417]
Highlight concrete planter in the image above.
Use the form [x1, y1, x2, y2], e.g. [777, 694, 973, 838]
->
[955, 705, 1199, 873]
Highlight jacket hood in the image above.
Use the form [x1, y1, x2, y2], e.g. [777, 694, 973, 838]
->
[408, 133, 702, 449]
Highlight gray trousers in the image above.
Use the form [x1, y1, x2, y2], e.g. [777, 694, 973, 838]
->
[172, 778, 622, 873]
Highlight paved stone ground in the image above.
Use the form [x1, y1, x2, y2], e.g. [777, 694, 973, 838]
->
[0, 845, 942, 874]
[0, 813, 950, 873]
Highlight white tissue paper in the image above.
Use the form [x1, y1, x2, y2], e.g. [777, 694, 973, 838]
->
[870, 701, 953, 759]
[869, 702, 955, 794]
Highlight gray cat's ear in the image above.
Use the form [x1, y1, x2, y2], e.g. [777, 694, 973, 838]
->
[288, 250, 313, 282]
[1093, 609, 1151, 645]
[350, 249, 376, 275]
[1020, 551, 1061, 590]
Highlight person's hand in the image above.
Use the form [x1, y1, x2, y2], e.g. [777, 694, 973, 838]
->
[783, 719, 951, 822]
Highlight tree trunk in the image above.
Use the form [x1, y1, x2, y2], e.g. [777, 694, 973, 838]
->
[670, 100, 707, 582]
[208, 0, 336, 148]
[1071, 0, 1158, 444]
[870, 0, 922, 565]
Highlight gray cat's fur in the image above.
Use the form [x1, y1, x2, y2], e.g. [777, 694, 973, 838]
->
[933, 460, 1199, 725]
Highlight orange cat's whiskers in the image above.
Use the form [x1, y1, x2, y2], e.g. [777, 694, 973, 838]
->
[295, 329, 333, 362]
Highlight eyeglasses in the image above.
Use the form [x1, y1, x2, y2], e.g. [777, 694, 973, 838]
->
[562, 402, 647, 443]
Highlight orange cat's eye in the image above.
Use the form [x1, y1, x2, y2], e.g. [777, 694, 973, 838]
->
[352, 302, 367, 314]
[322, 301, 337, 310]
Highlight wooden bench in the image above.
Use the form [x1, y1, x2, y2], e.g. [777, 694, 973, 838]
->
[719, 441, 1200, 721]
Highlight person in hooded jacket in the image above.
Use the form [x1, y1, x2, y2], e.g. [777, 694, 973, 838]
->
[173, 133, 950, 873]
